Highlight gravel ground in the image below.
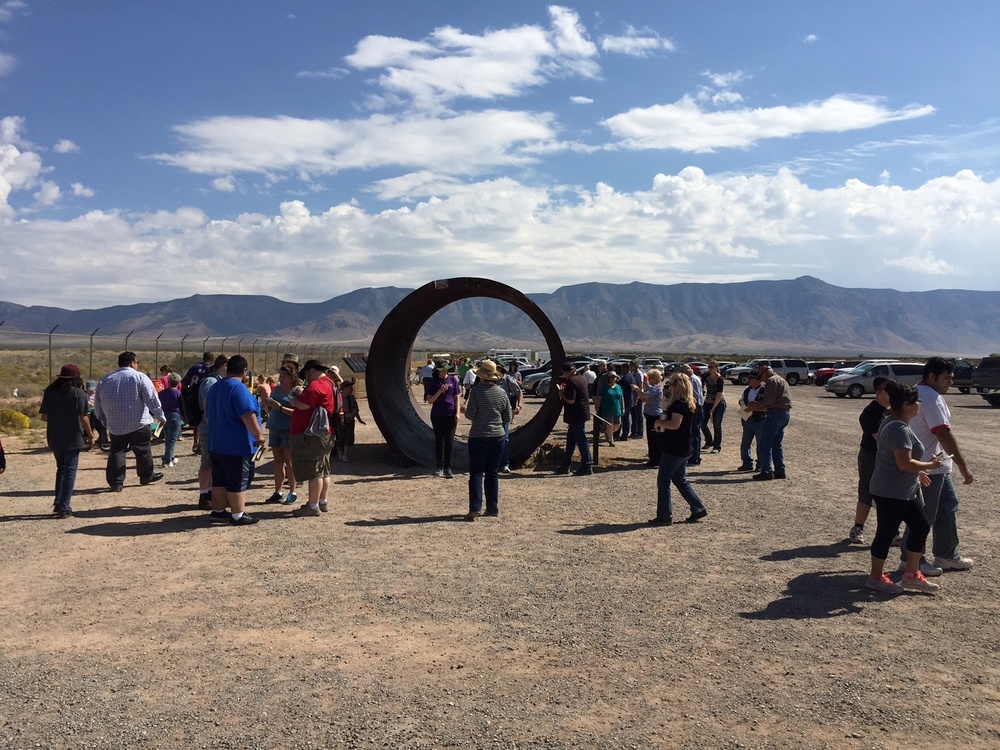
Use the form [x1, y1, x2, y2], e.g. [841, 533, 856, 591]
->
[1, 386, 998, 749]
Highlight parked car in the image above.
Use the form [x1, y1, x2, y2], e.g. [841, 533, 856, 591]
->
[637, 357, 665, 371]
[727, 358, 809, 386]
[535, 364, 591, 399]
[947, 357, 975, 394]
[973, 355, 1000, 407]
[813, 360, 863, 386]
[525, 358, 594, 396]
[685, 361, 709, 376]
[805, 361, 837, 385]
[825, 361, 924, 398]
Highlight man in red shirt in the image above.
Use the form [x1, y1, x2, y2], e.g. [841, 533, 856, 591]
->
[288, 359, 336, 517]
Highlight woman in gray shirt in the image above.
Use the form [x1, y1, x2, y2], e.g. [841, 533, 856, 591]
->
[462, 360, 511, 520]
[866, 381, 944, 594]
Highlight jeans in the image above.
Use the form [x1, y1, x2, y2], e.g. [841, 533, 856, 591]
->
[645, 414, 662, 465]
[162, 411, 183, 464]
[740, 419, 763, 467]
[106, 426, 155, 488]
[499, 421, 511, 469]
[620, 401, 632, 439]
[757, 410, 790, 474]
[656, 453, 707, 520]
[701, 401, 726, 449]
[431, 414, 457, 470]
[631, 403, 644, 437]
[688, 407, 704, 464]
[561, 421, 592, 469]
[468, 436, 503, 513]
[900, 472, 962, 562]
[53, 447, 81, 512]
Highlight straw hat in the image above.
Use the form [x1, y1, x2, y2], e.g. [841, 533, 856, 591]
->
[473, 359, 502, 381]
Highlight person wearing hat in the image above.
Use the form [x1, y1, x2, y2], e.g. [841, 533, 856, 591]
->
[424, 359, 461, 478]
[555, 362, 593, 476]
[281, 353, 300, 373]
[461, 359, 511, 519]
[40, 364, 96, 518]
[746, 364, 792, 480]
[288, 359, 337, 517]
[736, 371, 765, 472]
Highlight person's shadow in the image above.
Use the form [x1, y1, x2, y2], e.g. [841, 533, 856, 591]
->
[345, 514, 470, 526]
[558, 521, 648, 536]
[739, 570, 881, 620]
[760, 541, 868, 561]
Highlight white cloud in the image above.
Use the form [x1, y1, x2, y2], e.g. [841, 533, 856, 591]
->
[295, 67, 349, 79]
[603, 94, 935, 152]
[804, 34, 819, 44]
[32, 180, 60, 208]
[600, 25, 674, 57]
[570, 95, 593, 105]
[152, 109, 558, 178]
[53, 139, 80, 154]
[3, 168, 999, 307]
[1, 116, 47, 218]
[0, 51, 15, 76]
[0, 0, 27, 23]
[345, 6, 598, 109]
[71, 182, 95, 198]
[211, 176, 238, 192]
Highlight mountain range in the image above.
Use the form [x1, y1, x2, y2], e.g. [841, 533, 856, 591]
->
[2, 276, 998, 357]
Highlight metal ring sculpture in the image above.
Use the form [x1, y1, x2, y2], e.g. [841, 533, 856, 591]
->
[367, 278, 565, 469]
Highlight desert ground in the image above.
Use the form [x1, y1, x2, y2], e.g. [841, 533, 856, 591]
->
[1, 384, 998, 749]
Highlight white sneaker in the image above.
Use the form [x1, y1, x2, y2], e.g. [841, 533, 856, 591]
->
[897, 560, 943, 577]
[434, 468, 444, 477]
[865, 574, 902, 594]
[901, 570, 939, 594]
[935, 555, 974, 571]
[848, 525, 866, 544]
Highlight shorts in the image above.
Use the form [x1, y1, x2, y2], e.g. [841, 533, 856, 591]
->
[210, 452, 254, 493]
[291, 432, 333, 481]
[268, 428, 291, 449]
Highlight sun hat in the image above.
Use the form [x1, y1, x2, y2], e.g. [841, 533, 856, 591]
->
[433, 359, 451, 371]
[473, 359, 502, 381]
[282, 353, 299, 364]
[300, 359, 331, 375]
[58, 364, 82, 380]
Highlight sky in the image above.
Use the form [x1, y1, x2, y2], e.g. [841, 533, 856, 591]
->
[2, 1, 1000, 309]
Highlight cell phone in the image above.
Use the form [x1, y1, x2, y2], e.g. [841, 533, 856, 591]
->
[934, 452, 953, 461]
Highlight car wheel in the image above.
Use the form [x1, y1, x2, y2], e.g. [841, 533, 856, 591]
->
[738, 374, 749, 385]
[959, 387, 970, 394]
[986, 394, 1000, 408]
[847, 384, 865, 399]
[786, 373, 799, 386]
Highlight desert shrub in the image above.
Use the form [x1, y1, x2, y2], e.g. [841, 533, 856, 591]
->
[0, 408, 31, 432]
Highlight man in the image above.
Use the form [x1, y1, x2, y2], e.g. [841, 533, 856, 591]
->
[592, 361, 609, 399]
[621, 361, 645, 441]
[555, 362, 593, 476]
[289, 359, 336, 517]
[204, 355, 265, 526]
[194, 355, 229, 508]
[181, 351, 215, 454]
[462, 361, 478, 400]
[736, 372, 765, 472]
[746, 365, 792, 480]
[420, 358, 435, 391]
[497, 365, 524, 473]
[94, 351, 165, 491]
[848, 376, 890, 544]
[900, 357, 975, 573]
[679, 364, 704, 466]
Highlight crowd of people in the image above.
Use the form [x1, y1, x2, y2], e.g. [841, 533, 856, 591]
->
[23, 349, 977, 595]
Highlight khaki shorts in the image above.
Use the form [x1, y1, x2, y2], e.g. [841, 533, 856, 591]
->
[290, 432, 333, 481]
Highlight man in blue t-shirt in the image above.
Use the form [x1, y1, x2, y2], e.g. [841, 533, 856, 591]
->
[205, 355, 265, 526]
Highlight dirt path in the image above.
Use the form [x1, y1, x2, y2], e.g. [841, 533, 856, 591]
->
[1, 387, 998, 749]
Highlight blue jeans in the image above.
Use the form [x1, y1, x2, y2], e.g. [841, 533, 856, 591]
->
[620, 400, 632, 438]
[688, 407, 704, 464]
[162, 411, 183, 464]
[701, 401, 726, 449]
[499, 421, 511, 469]
[656, 453, 706, 520]
[561, 421, 592, 469]
[757, 410, 790, 474]
[631, 403, 644, 437]
[53, 447, 81, 513]
[740, 419, 764, 467]
[901, 472, 963, 562]
[468, 436, 503, 513]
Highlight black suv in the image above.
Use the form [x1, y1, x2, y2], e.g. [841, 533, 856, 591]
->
[946, 357, 975, 394]
[973, 356, 1000, 407]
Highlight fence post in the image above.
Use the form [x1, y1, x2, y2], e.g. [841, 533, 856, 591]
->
[88, 327, 99, 380]
[48, 324, 59, 382]
[155, 332, 163, 373]
[180, 334, 189, 372]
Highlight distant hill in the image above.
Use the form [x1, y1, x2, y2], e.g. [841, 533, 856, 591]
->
[2, 276, 998, 357]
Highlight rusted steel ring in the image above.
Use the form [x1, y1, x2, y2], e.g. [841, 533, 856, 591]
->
[367, 278, 565, 469]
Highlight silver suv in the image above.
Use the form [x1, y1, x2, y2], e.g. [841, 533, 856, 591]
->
[726, 358, 809, 386]
[825, 361, 924, 399]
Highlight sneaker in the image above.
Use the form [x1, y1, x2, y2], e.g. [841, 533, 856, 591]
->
[901, 570, 939, 594]
[434, 468, 445, 477]
[265, 492, 284, 504]
[608, 440, 615, 447]
[140, 472, 164, 486]
[897, 560, 943, 577]
[752, 471, 774, 481]
[318, 502, 329, 513]
[702, 443, 713, 450]
[554, 465, 570, 475]
[209, 510, 230, 522]
[443, 469, 454, 479]
[281, 492, 298, 505]
[229, 513, 259, 526]
[171, 458, 179, 467]
[499, 465, 511, 474]
[573, 465, 593, 476]
[736, 463, 754, 472]
[710, 448, 721, 454]
[865, 574, 902, 594]
[935, 555, 974, 571]
[292, 504, 321, 517]
[849, 525, 866, 544]
[198, 493, 213, 510]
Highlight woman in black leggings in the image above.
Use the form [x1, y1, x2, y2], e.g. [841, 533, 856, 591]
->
[866, 381, 945, 594]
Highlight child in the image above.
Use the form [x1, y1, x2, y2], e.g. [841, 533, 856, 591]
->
[337, 381, 366, 461]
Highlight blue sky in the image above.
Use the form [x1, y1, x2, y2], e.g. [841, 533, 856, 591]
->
[2, 1, 1000, 308]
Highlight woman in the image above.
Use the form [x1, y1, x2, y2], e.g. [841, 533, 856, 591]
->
[39, 363, 95, 519]
[649, 373, 708, 527]
[634, 368, 663, 466]
[424, 360, 461, 478]
[158, 371, 184, 466]
[462, 359, 511, 520]
[264, 366, 299, 505]
[866, 380, 944, 594]
[701, 360, 726, 453]
[595, 370, 624, 446]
